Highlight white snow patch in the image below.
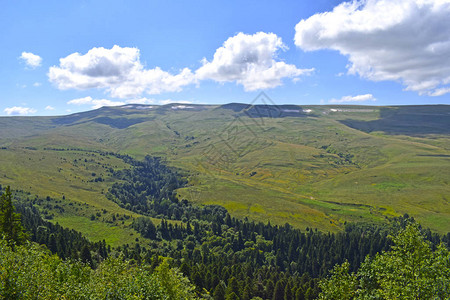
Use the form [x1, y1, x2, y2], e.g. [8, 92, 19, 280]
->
[281, 109, 300, 113]
[330, 108, 374, 113]
[171, 105, 194, 110]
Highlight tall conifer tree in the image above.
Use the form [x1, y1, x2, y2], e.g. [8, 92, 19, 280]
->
[0, 186, 25, 246]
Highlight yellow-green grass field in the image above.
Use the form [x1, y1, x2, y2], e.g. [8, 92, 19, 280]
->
[1, 104, 448, 240]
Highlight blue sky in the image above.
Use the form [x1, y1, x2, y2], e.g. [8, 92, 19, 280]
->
[1, 0, 449, 116]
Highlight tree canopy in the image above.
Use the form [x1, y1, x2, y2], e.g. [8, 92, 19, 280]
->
[0, 186, 26, 246]
[0, 238, 198, 299]
[319, 223, 450, 299]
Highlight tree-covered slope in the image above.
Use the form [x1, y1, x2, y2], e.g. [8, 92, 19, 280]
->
[0, 104, 449, 233]
[3, 183, 449, 300]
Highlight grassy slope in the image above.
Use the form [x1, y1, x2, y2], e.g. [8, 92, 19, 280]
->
[0, 147, 145, 246]
[0, 104, 449, 237]
[153, 105, 449, 232]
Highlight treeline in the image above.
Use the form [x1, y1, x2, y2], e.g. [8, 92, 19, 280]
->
[1, 185, 109, 267]
[318, 223, 450, 299]
[1, 186, 199, 299]
[107, 155, 188, 218]
[3, 152, 450, 299]
[104, 154, 450, 299]
[127, 212, 450, 299]
[107, 154, 231, 222]
[16, 202, 109, 266]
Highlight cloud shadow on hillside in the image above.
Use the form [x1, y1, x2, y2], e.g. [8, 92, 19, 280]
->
[340, 105, 450, 136]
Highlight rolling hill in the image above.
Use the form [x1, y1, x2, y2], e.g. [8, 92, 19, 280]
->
[0, 103, 449, 242]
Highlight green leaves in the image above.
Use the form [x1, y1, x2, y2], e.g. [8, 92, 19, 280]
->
[0, 238, 199, 299]
[370, 227, 429, 298]
[319, 223, 450, 299]
[318, 261, 358, 300]
[155, 258, 197, 300]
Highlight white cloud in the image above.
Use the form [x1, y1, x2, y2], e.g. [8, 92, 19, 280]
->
[196, 32, 314, 91]
[20, 52, 42, 68]
[45, 105, 55, 110]
[159, 99, 191, 105]
[329, 94, 376, 103]
[294, 0, 450, 96]
[67, 96, 94, 105]
[67, 96, 125, 109]
[33, 82, 42, 87]
[429, 87, 450, 97]
[4, 106, 37, 116]
[49, 45, 195, 98]
[125, 97, 155, 104]
[49, 36, 315, 96]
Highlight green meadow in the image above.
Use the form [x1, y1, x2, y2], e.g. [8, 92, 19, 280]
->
[0, 104, 449, 240]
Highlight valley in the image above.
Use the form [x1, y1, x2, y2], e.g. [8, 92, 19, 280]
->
[1, 103, 449, 241]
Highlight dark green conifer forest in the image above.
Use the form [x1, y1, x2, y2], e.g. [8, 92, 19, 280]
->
[1, 153, 449, 299]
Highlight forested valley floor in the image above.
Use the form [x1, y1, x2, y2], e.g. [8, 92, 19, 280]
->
[1, 154, 449, 299]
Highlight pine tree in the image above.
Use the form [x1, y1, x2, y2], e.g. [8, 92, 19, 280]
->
[273, 280, 285, 300]
[48, 233, 58, 253]
[0, 186, 26, 246]
[81, 245, 93, 267]
[265, 279, 275, 299]
[295, 287, 305, 300]
[225, 292, 239, 300]
[284, 281, 293, 299]
[213, 283, 226, 300]
[226, 277, 240, 299]
[242, 284, 252, 300]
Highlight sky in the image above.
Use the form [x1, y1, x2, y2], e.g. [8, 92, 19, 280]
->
[1, 0, 450, 116]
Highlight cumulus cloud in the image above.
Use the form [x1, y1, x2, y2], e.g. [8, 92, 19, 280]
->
[49, 45, 195, 98]
[329, 94, 376, 103]
[67, 96, 125, 109]
[49, 36, 315, 96]
[294, 0, 450, 96]
[45, 105, 55, 110]
[20, 52, 42, 68]
[159, 99, 191, 105]
[125, 97, 155, 104]
[196, 32, 314, 91]
[4, 106, 37, 116]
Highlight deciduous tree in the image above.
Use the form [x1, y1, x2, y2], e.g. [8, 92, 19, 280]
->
[319, 223, 450, 299]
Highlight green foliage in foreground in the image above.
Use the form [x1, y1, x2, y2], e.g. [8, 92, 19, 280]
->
[0, 186, 26, 246]
[0, 238, 198, 299]
[318, 223, 450, 299]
